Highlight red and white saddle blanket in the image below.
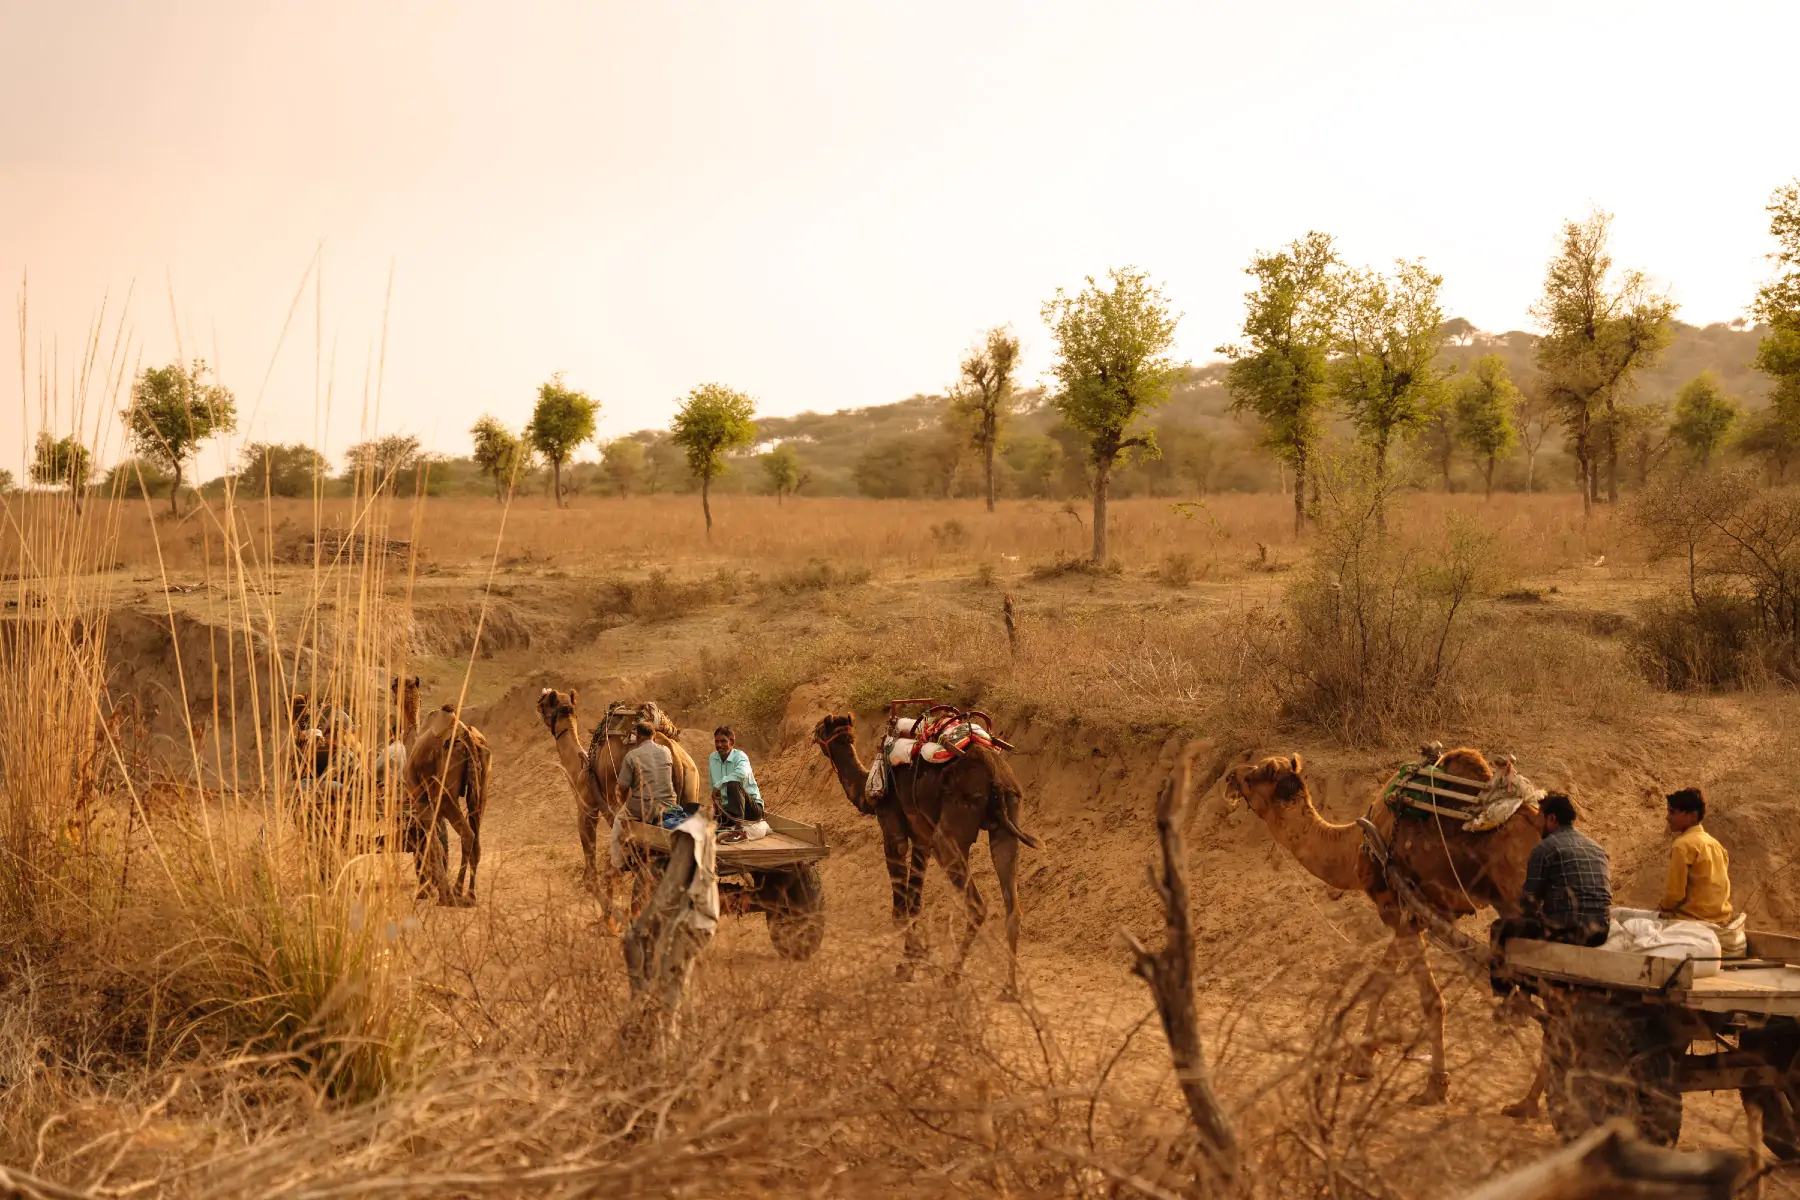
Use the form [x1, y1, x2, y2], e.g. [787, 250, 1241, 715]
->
[866, 711, 1004, 799]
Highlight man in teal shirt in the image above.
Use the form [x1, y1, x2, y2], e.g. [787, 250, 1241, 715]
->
[709, 725, 764, 825]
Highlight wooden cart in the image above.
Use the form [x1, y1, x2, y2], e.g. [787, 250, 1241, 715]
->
[618, 812, 829, 961]
[1494, 930, 1800, 1154]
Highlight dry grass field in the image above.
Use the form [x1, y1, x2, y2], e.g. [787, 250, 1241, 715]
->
[2, 485, 1797, 1197]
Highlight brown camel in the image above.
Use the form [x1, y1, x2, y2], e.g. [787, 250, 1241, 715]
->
[1224, 749, 1542, 1107]
[404, 703, 492, 905]
[535, 688, 701, 927]
[812, 713, 1041, 996]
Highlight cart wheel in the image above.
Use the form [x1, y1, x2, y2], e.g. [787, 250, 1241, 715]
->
[1544, 997, 1682, 1146]
[762, 863, 825, 962]
[1741, 1026, 1800, 1160]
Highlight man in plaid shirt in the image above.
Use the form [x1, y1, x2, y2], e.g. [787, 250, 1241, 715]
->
[1497, 793, 1613, 948]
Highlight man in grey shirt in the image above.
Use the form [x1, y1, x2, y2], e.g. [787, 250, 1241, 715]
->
[611, 721, 678, 870]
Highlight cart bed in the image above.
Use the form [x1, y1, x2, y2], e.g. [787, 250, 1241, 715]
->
[1499, 930, 1800, 1015]
[618, 811, 829, 873]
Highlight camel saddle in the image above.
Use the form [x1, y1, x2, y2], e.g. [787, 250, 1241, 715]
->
[868, 702, 1013, 799]
[1382, 745, 1544, 832]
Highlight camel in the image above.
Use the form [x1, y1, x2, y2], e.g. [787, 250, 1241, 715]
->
[812, 713, 1041, 996]
[1223, 749, 1542, 1108]
[403, 703, 492, 905]
[377, 675, 423, 792]
[535, 688, 701, 928]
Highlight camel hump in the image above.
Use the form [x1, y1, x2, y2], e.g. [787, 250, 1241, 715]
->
[1437, 747, 1493, 782]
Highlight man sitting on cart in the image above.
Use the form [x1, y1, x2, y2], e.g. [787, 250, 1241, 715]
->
[709, 725, 764, 827]
[612, 719, 681, 867]
[1659, 786, 1741, 954]
[1495, 792, 1613, 949]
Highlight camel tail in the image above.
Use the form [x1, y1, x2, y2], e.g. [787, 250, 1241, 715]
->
[993, 783, 1043, 851]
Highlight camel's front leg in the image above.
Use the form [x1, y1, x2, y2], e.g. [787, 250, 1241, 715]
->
[1398, 930, 1449, 1105]
[577, 792, 602, 892]
[437, 801, 479, 908]
[1347, 936, 1403, 1081]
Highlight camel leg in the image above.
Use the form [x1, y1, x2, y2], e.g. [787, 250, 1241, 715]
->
[900, 842, 930, 974]
[1398, 930, 1449, 1105]
[454, 799, 482, 902]
[1503, 1044, 1548, 1119]
[933, 837, 988, 986]
[1347, 937, 1403, 1081]
[989, 831, 1022, 1001]
[577, 792, 601, 892]
[438, 804, 479, 908]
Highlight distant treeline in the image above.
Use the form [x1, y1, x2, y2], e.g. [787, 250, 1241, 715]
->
[171, 317, 1764, 504]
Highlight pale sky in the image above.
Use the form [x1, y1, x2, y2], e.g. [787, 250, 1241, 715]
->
[3, 0, 1796, 475]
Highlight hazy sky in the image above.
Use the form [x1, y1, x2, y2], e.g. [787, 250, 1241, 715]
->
[3, 0, 1796, 474]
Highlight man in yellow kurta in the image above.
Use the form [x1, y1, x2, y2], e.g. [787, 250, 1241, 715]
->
[1659, 787, 1733, 926]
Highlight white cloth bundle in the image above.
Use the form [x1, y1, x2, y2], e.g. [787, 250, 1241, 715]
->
[1604, 907, 1722, 977]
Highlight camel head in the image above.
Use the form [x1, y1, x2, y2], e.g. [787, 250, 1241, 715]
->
[1223, 753, 1308, 816]
[812, 713, 855, 757]
[538, 687, 578, 737]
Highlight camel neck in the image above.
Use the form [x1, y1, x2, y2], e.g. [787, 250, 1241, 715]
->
[825, 737, 869, 807]
[1256, 790, 1368, 892]
[550, 720, 591, 787]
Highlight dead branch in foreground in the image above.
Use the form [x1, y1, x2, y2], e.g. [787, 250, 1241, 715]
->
[1124, 740, 1238, 1183]
[1459, 1119, 1742, 1200]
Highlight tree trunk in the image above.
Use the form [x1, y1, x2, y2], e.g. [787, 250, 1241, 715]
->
[1125, 742, 1239, 1183]
[170, 461, 183, 517]
[1373, 436, 1389, 532]
[702, 476, 714, 539]
[983, 436, 996, 514]
[1525, 442, 1538, 494]
[1292, 446, 1307, 538]
[1605, 398, 1620, 505]
[1090, 457, 1111, 565]
[552, 458, 565, 507]
[1484, 454, 1496, 499]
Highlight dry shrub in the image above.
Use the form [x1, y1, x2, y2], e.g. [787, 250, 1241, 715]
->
[600, 567, 742, 622]
[1257, 460, 1508, 745]
[1628, 472, 1800, 689]
[1159, 551, 1200, 587]
[769, 559, 871, 594]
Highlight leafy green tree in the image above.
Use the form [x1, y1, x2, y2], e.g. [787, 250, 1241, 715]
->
[1452, 355, 1520, 498]
[1417, 401, 1457, 492]
[1609, 402, 1670, 489]
[602, 438, 645, 497]
[1218, 232, 1338, 536]
[236, 442, 326, 498]
[948, 326, 1021, 512]
[103, 457, 174, 500]
[1041, 266, 1182, 564]
[1531, 210, 1675, 512]
[1669, 372, 1740, 468]
[642, 438, 685, 495]
[30, 432, 92, 510]
[760, 442, 802, 502]
[670, 383, 758, 536]
[470, 416, 531, 501]
[1001, 434, 1064, 499]
[525, 375, 599, 507]
[1735, 405, 1800, 485]
[343, 434, 424, 495]
[1753, 179, 1800, 446]
[124, 359, 237, 515]
[0, 468, 13, 495]
[1329, 259, 1446, 491]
